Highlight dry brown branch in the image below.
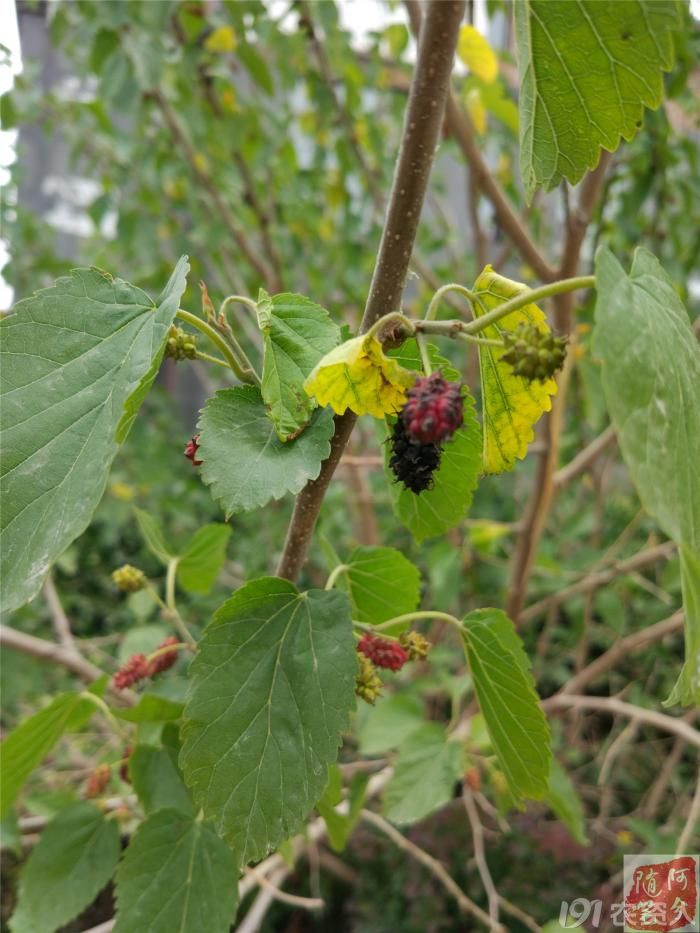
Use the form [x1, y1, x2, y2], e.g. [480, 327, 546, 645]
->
[543, 695, 700, 750]
[558, 609, 684, 696]
[150, 90, 277, 290]
[463, 787, 501, 928]
[43, 573, 76, 651]
[520, 542, 677, 624]
[553, 424, 617, 487]
[0, 624, 135, 707]
[676, 760, 700, 854]
[276, 0, 467, 581]
[404, 0, 555, 283]
[361, 808, 503, 931]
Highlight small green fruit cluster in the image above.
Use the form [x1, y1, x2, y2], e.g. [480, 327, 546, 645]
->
[165, 324, 197, 361]
[501, 323, 567, 382]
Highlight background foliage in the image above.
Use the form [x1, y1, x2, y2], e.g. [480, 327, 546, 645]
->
[1, 1, 699, 930]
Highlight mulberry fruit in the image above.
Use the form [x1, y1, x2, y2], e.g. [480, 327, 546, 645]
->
[184, 434, 203, 466]
[358, 633, 409, 671]
[113, 653, 149, 690]
[85, 763, 111, 799]
[112, 564, 146, 593]
[147, 636, 181, 676]
[401, 372, 464, 444]
[355, 654, 383, 705]
[399, 630, 431, 660]
[388, 418, 441, 494]
[501, 323, 567, 381]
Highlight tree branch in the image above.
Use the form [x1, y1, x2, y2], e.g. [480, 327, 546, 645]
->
[543, 695, 700, 751]
[361, 808, 504, 931]
[553, 424, 617, 488]
[276, 0, 467, 581]
[463, 787, 501, 929]
[0, 624, 136, 706]
[519, 541, 677, 624]
[403, 0, 555, 283]
[557, 609, 684, 696]
[150, 90, 277, 290]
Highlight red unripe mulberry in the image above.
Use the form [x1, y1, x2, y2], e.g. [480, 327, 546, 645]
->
[401, 372, 463, 444]
[358, 633, 409, 671]
[147, 636, 180, 676]
[113, 653, 149, 690]
[184, 434, 203, 465]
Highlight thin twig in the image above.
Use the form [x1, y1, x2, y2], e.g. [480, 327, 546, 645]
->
[553, 425, 617, 487]
[150, 90, 276, 289]
[43, 573, 75, 651]
[463, 787, 501, 928]
[543, 695, 700, 750]
[676, 760, 700, 854]
[243, 865, 324, 910]
[520, 542, 677, 624]
[276, 0, 467, 581]
[361, 809, 503, 931]
[641, 723, 692, 820]
[557, 609, 684, 696]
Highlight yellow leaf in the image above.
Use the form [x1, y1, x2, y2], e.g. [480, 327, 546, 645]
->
[465, 87, 487, 135]
[220, 87, 238, 113]
[457, 25, 498, 83]
[192, 152, 209, 175]
[304, 334, 415, 418]
[473, 265, 557, 473]
[204, 25, 237, 54]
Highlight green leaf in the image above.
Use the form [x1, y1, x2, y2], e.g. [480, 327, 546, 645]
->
[316, 766, 369, 853]
[180, 578, 356, 863]
[197, 387, 335, 516]
[387, 338, 460, 382]
[116, 258, 189, 441]
[134, 507, 172, 563]
[515, 1, 679, 199]
[129, 744, 194, 817]
[117, 624, 169, 664]
[338, 546, 421, 626]
[357, 693, 425, 756]
[387, 389, 482, 542]
[593, 247, 700, 554]
[0, 810, 21, 855]
[10, 802, 120, 933]
[257, 291, 340, 441]
[546, 759, 589, 847]
[666, 547, 700, 707]
[382, 724, 464, 825]
[1, 694, 96, 817]
[178, 523, 232, 594]
[0, 258, 189, 611]
[593, 247, 700, 705]
[461, 609, 551, 805]
[113, 809, 238, 933]
[112, 694, 184, 723]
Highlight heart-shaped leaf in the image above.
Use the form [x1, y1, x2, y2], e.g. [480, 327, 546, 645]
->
[0, 258, 189, 611]
[180, 578, 356, 863]
[197, 386, 334, 515]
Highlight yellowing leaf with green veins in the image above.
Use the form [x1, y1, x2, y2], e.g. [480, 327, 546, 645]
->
[465, 87, 487, 135]
[457, 25, 498, 83]
[204, 25, 237, 53]
[304, 334, 414, 418]
[473, 265, 557, 474]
